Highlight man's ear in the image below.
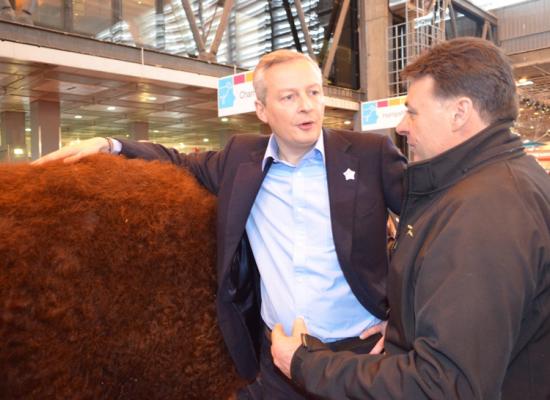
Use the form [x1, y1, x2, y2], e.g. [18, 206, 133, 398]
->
[255, 100, 268, 124]
[452, 97, 474, 131]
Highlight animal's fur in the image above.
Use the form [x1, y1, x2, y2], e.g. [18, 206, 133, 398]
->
[0, 154, 243, 399]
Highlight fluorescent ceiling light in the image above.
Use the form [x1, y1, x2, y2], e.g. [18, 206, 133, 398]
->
[517, 79, 534, 87]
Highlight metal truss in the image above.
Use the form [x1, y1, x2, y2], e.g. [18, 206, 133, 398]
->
[180, 0, 234, 62]
[389, 0, 499, 96]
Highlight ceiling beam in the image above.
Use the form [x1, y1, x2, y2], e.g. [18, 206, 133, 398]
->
[0, 20, 240, 78]
[450, 0, 497, 25]
[509, 47, 550, 69]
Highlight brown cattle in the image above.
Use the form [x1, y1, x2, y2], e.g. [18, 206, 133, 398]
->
[0, 154, 243, 399]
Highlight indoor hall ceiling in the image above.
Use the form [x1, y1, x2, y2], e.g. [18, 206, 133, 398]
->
[513, 60, 550, 146]
[515, 61, 550, 104]
[1, 51, 548, 153]
[0, 57, 356, 151]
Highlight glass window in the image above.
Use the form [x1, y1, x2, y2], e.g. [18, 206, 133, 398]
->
[73, 0, 113, 37]
[33, 0, 64, 29]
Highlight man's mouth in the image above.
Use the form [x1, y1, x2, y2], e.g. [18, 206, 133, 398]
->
[297, 121, 315, 130]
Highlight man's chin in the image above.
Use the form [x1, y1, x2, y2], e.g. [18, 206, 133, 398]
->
[295, 128, 320, 140]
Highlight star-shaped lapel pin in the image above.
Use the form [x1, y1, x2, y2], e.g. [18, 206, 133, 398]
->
[343, 168, 356, 181]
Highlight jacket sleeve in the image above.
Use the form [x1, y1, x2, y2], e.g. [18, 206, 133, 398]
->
[117, 136, 238, 195]
[379, 136, 406, 215]
[290, 192, 538, 399]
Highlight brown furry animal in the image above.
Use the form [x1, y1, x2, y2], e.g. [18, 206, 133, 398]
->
[0, 154, 243, 399]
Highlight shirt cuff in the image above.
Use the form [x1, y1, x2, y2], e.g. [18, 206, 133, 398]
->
[111, 138, 122, 154]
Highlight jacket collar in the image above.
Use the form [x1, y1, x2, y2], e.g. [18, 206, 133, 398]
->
[406, 120, 525, 196]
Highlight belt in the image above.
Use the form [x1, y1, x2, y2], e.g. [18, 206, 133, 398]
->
[263, 323, 382, 354]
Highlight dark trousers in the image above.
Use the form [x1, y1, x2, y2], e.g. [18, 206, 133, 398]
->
[238, 326, 382, 400]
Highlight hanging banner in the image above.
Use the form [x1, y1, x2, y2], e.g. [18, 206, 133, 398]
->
[217, 71, 257, 117]
[361, 95, 407, 131]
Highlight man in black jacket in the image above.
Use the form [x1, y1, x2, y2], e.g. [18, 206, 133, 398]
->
[271, 38, 550, 400]
[34, 50, 406, 399]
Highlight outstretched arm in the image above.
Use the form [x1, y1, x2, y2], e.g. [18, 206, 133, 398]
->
[31, 135, 240, 195]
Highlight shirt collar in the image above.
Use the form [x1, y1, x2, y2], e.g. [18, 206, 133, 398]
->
[261, 130, 325, 171]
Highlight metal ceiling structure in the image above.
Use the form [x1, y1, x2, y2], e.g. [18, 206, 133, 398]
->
[0, 0, 549, 163]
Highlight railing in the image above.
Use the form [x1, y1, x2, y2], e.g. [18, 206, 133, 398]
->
[388, 20, 443, 96]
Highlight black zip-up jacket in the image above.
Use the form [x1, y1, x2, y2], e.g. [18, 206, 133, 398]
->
[291, 121, 550, 399]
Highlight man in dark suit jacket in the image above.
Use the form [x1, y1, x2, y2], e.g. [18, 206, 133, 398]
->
[35, 50, 406, 399]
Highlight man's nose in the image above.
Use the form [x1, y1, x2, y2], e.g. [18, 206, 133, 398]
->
[298, 94, 313, 111]
[395, 115, 408, 136]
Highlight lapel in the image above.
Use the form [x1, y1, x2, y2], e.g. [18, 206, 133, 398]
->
[223, 147, 270, 252]
[324, 129, 359, 268]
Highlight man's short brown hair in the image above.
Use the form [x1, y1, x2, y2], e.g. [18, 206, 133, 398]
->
[253, 49, 321, 104]
[402, 37, 518, 123]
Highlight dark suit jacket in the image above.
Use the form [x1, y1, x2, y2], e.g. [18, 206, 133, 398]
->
[118, 128, 406, 379]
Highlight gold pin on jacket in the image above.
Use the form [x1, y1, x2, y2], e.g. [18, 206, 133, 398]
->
[406, 225, 414, 237]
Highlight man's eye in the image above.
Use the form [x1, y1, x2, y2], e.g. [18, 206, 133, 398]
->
[282, 94, 293, 101]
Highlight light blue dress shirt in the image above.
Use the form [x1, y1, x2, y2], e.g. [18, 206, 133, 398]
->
[245, 133, 380, 342]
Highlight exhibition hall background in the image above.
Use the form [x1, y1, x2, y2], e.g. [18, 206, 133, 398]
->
[0, 0, 548, 171]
